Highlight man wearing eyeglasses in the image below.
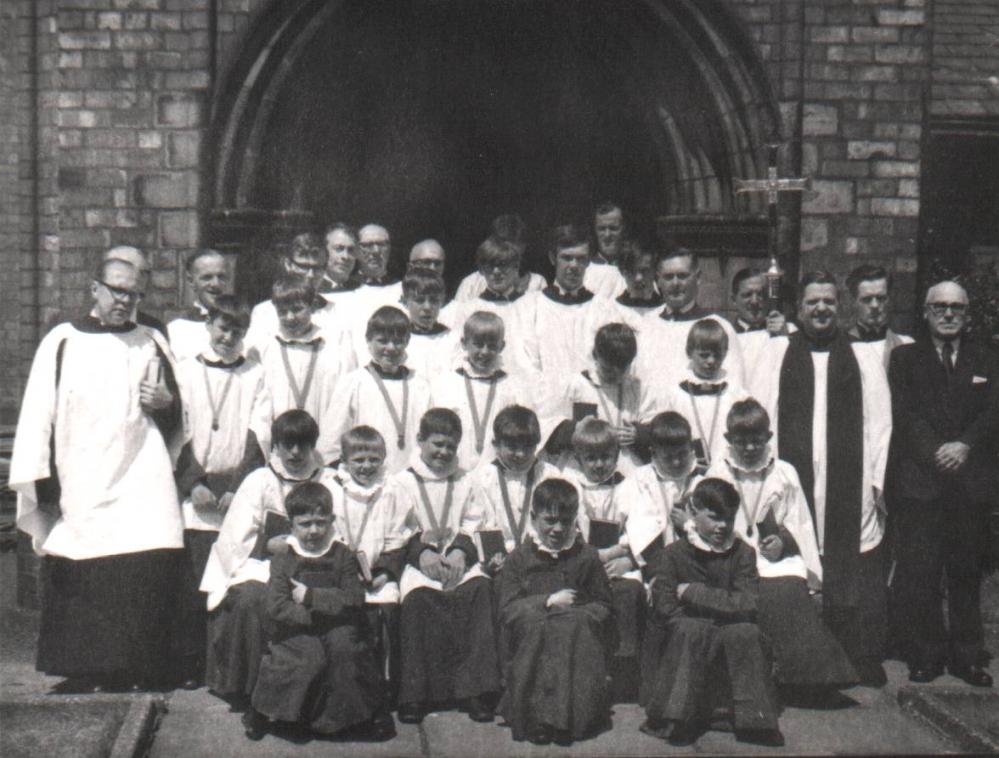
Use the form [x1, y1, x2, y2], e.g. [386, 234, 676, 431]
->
[887, 280, 998, 688]
[10, 256, 185, 692]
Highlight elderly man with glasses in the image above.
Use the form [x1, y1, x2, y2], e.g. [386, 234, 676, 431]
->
[887, 280, 998, 688]
[10, 254, 185, 693]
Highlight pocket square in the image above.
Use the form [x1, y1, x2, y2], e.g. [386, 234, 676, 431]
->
[972, 375, 988, 384]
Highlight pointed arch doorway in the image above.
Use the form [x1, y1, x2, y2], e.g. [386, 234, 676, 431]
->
[208, 0, 781, 302]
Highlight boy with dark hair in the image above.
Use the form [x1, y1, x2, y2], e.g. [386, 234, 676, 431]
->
[707, 399, 857, 692]
[546, 321, 656, 474]
[663, 318, 749, 468]
[454, 222, 548, 302]
[641, 478, 783, 748]
[201, 409, 339, 706]
[471, 405, 561, 556]
[613, 239, 661, 325]
[254, 273, 352, 462]
[173, 295, 269, 688]
[497, 478, 615, 745]
[242, 481, 394, 741]
[329, 306, 433, 474]
[622, 412, 703, 569]
[390, 408, 500, 724]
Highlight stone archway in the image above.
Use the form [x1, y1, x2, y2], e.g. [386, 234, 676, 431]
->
[207, 0, 781, 300]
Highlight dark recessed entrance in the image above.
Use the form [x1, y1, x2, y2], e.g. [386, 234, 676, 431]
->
[210, 0, 779, 299]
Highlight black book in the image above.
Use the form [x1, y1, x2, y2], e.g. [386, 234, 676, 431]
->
[756, 508, 780, 541]
[477, 529, 507, 562]
[588, 519, 621, 549]
[572, 402, 599, 423]
[251, 510, 291, 559]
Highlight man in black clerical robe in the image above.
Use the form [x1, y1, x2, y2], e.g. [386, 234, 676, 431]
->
[888, 280, 997, 688]
[11, 256, 184, 691]
[748, 271, 892, 685]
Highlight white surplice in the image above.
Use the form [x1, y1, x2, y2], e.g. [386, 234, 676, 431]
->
[662, 368, 750, 469]
[454, 271, 547, 302]
[11, 321, 184, 558]
[620, 461, 702, 565]
[584, 261, 627, 300]
[470, 458, 562, 553]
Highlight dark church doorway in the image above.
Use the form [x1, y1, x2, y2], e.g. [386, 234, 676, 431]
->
[210, 0, 779, 302]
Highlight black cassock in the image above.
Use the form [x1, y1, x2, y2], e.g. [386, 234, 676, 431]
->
[496, 537, 615, 742]
[251, 540, 385, 734]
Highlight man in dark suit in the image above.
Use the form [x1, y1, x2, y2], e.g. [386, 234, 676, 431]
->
[888, 280, 998, 687]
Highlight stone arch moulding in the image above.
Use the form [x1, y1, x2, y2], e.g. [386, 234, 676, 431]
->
[207, 0, 782, 239]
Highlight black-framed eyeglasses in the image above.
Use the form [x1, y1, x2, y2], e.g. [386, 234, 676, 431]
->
[287, 259, 325, 274]
[926, 302, 967, 316]
[98, 280, 144, 302]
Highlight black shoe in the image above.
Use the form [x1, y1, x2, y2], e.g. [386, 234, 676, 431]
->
[736, 728, 786, 747]
[856, 660, 887, 688]
[367, 711, 396, 741]
[242, 709, 268, 741]
[908, 664, 944, 684]
[466, 696, 494, 723]
[396, 702, 424, 724]
[552, 729, 574, 747]
[668, 722, 701, 747]
[948, 664, 994, 688]
[528, 724, 553, 745]
[639, 719, 672, 741]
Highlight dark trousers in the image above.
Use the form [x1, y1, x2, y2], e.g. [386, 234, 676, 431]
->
[174, 529, 218, 681]
[894, 496, 989, 669]
[823, 543, 887, 666]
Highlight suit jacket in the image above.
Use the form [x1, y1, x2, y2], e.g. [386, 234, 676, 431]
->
[887, 337, 999, 503]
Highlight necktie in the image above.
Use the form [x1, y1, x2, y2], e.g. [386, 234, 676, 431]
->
[941, 341, 954, 381]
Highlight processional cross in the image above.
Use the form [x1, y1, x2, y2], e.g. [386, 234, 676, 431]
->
[734, 144, 810, 306]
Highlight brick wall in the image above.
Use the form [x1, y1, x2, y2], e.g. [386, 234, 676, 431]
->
[930, 0, 999, 117]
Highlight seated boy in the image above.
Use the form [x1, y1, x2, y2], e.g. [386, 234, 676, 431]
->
[173, 295, 269, 688]
[560, 418, 645, 693]
[545, 321, 656, 474]
[662, 318, 748, 469]
[430, 311, 528, 471]
[707, 399, 857, 692]
[496, 478, 615, 745]
[641, 478, 783, 747]
[391, 408, 500, 724]
[328, 306, 432, 474]
[200, 409, 339, 706]
[622, 411, 703, 570]
[471, 405, 562, 556]
[255, 274, 353, 462]
[442, 237, 541, 381]
[243, 481, 394, 741]
[246, 233, 341, 355]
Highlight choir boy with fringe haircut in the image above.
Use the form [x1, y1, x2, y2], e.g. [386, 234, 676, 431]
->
[471, 405, 562, 558]
[641, 478, 783, 748]
[200, 410, 339, 706]
[390, 409, 500, 725]
[622, 412, 703, 571]
[328, 306, 432, 474]
[167, 248, 231, 362]
[524, 223, 619, 403]
[662, 318, 749, 469]
[442, 236, 541, 381]
[497, 479, 615, 745]
[454, 215, 547, 301]
[246, 233, 343, 355]
[611, 239, 662, 328]
[242, 482, 394, 742]
[255, 274, 352, 462]
[561, 418, 645, 694]
[430, 311, 528, 471]
[545, 322, 656, 474]
[173, 295, 270, 688]
[707, 399, 857, 693]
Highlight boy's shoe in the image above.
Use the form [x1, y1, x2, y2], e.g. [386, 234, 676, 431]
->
[735, 728, 786, 747]
[667, 721, 701, 747]
[396, 702, 424, 724]
[527, 724, 553, 745]
[466, 696, 494, 723]
[242, 708, 268, 741]
[367, 711, 397, 741]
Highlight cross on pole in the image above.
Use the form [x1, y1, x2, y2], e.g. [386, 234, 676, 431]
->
[733, 144, 809, 306]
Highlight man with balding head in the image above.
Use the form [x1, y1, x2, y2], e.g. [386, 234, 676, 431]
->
[409, 238, 446, 276]
[11, 256, 184, 691]
[887, 281, 998, 687]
